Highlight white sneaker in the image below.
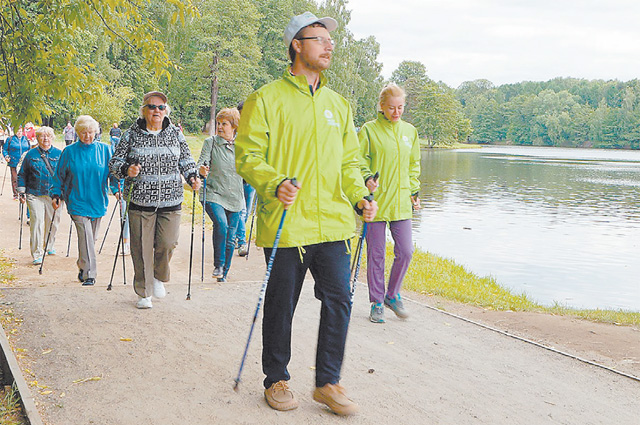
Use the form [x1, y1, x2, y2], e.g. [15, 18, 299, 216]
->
[136, 296, 152, 309]
[153, 279, 167, 298]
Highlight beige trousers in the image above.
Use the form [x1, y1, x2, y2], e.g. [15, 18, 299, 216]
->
[129, 209, 181, 298]
[26, 194, 60, 260]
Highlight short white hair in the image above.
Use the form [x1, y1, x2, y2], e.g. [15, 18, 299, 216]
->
[35, 126, 55, 138]
[74, 115, 100, 134]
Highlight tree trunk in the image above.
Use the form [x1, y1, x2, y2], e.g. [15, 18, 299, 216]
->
[209, 54, 219, 136]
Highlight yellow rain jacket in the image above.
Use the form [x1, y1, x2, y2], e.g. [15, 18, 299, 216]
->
[235, 70, 369, 248]
[358, 113, 421, 222]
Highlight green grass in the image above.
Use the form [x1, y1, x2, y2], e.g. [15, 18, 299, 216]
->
[0, 383, 26, 425]
[391, 245, 640, 326]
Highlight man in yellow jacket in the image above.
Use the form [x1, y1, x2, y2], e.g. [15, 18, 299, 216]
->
[235, 11, 377, 417]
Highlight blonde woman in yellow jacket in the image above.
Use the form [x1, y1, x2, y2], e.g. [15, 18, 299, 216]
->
[359, 83, 421, 323]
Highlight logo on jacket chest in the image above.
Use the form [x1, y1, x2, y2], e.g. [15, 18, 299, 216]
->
[324, 110, 340, 128]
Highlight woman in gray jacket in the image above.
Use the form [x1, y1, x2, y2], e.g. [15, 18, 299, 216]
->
[197, 107, 244, 282]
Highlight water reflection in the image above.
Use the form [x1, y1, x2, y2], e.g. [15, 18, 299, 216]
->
[413, 146, 640, 311]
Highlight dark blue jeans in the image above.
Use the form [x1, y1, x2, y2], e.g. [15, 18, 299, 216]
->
[262, 240, 352, 389]
[204, 201, 240, 275]
[235, 182, 256, 246]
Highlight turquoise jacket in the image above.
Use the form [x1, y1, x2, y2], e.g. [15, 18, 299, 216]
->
[235, 69, 369, 248]
[53, 141, 117, 218]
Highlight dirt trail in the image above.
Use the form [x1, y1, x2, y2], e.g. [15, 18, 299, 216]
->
[0, 156, 638, 424]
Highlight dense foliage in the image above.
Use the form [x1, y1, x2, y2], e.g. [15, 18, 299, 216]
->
[458, 78, 640, 148]
[3, 0, 636, 149]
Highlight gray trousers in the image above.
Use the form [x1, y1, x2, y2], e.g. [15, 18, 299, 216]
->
[71, 215, 102, 280]
[129, 209, 181, 298]
[26, 194, 60, 260]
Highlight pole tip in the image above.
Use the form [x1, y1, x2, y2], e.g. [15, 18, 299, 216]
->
[186, 295, 191, 300]
[107, 285, 112, 291]
[233, 380, 240, 392]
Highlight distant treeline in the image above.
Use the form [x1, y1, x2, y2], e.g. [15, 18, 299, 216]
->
[456, 78, 640, 149]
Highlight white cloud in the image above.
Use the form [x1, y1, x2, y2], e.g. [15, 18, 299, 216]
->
[345, 0, 640, 87]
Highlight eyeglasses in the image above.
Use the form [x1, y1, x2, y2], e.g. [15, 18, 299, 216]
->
[144, 104, 167, 111]
[296, 36, 335, 47]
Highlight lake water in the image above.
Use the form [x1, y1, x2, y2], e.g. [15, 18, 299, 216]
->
[412, 146, 640, 312]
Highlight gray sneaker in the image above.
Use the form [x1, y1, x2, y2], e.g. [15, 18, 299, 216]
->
[369, 303, 385, 323]
[212, 267, 223, 278]
[384, 294, 409, 319]
[238, 244, 248, 257]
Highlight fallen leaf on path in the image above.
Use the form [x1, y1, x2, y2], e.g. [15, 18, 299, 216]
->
[72, 375, 102, 384]
[387, 341, 395, 345]
[41, 349, 53, 355]
[29, 380, 48, 389]
[40, 390, 52, 395]
[119, 337, 132, 342]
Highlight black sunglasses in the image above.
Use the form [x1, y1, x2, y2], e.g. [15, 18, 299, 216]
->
[144, 104, 167, 110]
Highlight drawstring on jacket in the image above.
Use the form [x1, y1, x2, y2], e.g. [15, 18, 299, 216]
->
[297, 246, 306, 263]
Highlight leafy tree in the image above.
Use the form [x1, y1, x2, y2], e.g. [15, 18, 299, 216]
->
[0, 0, 196, 127]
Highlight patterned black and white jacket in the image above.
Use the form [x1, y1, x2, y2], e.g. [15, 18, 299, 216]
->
[109, 117, 198, 211]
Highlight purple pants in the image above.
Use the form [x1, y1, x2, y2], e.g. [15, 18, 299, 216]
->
[365, 219, 414, 304]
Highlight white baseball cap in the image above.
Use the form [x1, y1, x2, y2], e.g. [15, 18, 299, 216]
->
[284, 12, 337, 57]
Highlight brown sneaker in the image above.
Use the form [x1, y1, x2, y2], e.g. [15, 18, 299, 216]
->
[312, 383, 359, 416]
[264, 380, 299, 411]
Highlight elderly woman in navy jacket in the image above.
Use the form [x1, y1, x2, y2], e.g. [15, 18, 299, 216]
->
[17, 126, 62, 264]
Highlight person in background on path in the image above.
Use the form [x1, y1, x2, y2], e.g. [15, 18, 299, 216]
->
[52, 115, 118, 286]
[0, 127, 7, 154]
[24, 122, 36, 143]
[17, 126, 62, 264]
[63, 122, 75, 146]
[358, 83, 421, 323]
[109, 123, 122, 144]
[3, 127, 30, 200]
[197, 107, 244, 282]
[235, 11, 377, 417]
[109, 91, 200, 310]
[233, 100, 255, 257]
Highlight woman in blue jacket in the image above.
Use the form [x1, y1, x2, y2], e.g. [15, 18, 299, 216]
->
[3, 128, 30, 200]
[52, 115, 117, 286]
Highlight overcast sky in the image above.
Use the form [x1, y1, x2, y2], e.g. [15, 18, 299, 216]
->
[345, 0, 640, 88]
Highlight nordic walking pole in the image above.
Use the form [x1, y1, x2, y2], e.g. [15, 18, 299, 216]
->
[18, 200, 24, 249]
[98, 196, 120, 254]
[38, 209, 57, 275]
[118, 184, 127, 286]
[0, 162, 7, 196]
[66, 220, 72, 257]
[107, 180, 134, 291]
[245, 193, 258, 261]
[233, 178, 298, 392]
[350, 172, 378, 299]
[186, 183, 197, 300]
[200, 163, 208, 282]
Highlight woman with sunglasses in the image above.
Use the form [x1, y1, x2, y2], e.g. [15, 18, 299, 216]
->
[109, 91, 200, 309]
